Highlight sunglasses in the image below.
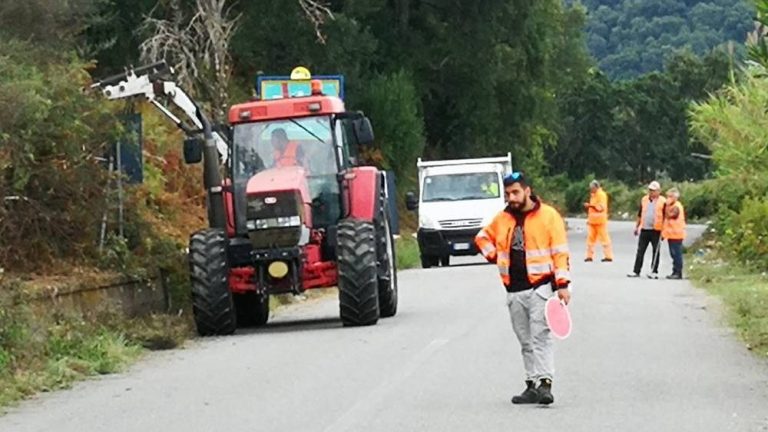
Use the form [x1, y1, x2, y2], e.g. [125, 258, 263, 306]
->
[503, 171, 524, 184]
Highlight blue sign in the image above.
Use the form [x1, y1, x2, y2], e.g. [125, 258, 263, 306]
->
[256, 75, 345, 100]
[114, 114, 143, 184]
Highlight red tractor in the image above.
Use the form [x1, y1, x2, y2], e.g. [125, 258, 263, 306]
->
[93, 63, 398, 335]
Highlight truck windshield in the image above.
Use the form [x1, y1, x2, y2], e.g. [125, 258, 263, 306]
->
[231, 116, 337, 181]
[422, 172, 500, 202]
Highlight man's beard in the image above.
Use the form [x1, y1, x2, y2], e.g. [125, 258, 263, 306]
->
[508, 200, 525, 211]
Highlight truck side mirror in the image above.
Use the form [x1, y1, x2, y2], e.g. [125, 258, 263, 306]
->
[183, 137, 203, 164]
[405, 191, 418, 211]
[353, 117, 375, 146]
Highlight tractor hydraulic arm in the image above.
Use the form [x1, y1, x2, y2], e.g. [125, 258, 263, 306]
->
[91, 61, 228, 229]
[90, 61, 229, 164]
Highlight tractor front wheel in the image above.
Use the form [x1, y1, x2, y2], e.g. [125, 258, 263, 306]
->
[189, 229, 237, 336]
[337, 219, 380, 326]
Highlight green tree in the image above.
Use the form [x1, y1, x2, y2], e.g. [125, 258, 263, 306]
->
[360, 71, 425, 187]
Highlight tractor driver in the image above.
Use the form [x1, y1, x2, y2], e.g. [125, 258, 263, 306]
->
[271, 128, 307, 168]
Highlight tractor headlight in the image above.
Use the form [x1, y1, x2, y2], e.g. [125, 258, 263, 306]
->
[247, 216, 302, 231]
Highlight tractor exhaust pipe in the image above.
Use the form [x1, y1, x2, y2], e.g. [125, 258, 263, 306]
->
[200, 117, 227, 230]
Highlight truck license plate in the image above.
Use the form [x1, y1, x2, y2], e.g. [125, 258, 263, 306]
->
[453, 243, 470, 251]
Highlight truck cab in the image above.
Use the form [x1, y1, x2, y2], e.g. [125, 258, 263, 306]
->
[405, 154, 512, 268]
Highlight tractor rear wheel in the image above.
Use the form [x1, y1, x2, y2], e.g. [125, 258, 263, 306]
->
[189, 228, 237, 336]
[376, 199, 398, 318]
[234, 291, 270, 327]
[337, 219, 380, 326]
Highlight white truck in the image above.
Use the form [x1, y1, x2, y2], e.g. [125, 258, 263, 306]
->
[405, 153, 512, 268]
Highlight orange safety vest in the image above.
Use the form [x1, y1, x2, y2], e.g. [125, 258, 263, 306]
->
[640, 194, 666, 231]
[475, 202, 571, 288]
[273, 142, 299, 167]
[588, 188, 609, 225]
[662, 201, 686, 240]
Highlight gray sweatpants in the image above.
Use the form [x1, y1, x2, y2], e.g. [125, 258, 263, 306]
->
[506, 285, 554, 382]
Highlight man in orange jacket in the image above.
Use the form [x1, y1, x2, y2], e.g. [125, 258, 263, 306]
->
[628, 180, 666, 279]
[583, 180, 613, 262]
[662, 187, 686, 279]
[271, 128, 306, 168]
[475, 171, 571, 406]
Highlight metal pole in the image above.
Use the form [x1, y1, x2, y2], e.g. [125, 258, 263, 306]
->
[117, 139, 124, 238]
[99, 156, 114, 252]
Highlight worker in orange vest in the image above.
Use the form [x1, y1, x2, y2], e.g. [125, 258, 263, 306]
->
[475, 171, 571, 406]
[271, 128, 306, 168]
[583, 180, 613, 262]
[662, 187, 686, 279]
[628, 180, 666, 279]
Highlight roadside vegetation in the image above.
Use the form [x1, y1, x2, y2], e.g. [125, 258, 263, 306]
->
[688, 236, 768, 357]
[395, 234, 421, 270]
[683, 0, 768, 357]
[0, 279, 191, 408]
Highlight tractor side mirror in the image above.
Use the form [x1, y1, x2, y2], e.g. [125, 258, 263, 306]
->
[183, 137, 203, 164]
[353, 117, 375, 146]
[405, 191, 418, 211]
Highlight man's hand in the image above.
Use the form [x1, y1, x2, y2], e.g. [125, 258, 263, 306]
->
[633, 227, 639, 236]
[583, 202, 590, 210]
[557, 288, 571, 305]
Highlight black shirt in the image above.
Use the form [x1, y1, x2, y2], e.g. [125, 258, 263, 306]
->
[505, 198, 542, 293]
[506, 210, 530, 293]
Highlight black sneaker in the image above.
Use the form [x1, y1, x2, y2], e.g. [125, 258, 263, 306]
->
[666, 273, 682, 280]
[601, 258, 613, 262]
[511, 380, 539, 404]
[584, 258, 593, 262]
[537, 378, 554, 405]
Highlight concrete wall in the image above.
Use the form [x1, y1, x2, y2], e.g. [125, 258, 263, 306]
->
[27, 273, 170, 318]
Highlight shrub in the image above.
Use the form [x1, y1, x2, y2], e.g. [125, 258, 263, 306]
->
[721, 198, 768, 271]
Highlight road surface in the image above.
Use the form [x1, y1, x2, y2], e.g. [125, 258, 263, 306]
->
[1, 220, 767, 432]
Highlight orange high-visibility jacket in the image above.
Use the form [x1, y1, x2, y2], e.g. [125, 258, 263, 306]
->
[639, 194, 666, 231]
[475, 202, 571, 288]
[588, 187, 609, 225]
[273, 142, 300, 167]
[662, 201, 686, 240]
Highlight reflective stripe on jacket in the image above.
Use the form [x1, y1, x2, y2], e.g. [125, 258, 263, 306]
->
[640, 194, 666, 231]
[475, 202, 571, 288]
[662, 201, 686, 240]
[588, 188, 609, 225]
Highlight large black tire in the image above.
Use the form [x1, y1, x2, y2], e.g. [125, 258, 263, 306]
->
[189, 229, 237, 336]
[376, 199, 398, 318]
[337, 219, 380, 326]
[234, 291, 270, 327]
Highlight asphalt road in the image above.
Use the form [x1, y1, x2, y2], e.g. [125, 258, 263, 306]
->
[1, 220, 767, 432]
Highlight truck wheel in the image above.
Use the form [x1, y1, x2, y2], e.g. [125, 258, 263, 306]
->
[189, 229, 237, 336]
[376, 199, 398, 318]
[440, 255, 451, 267]
[337, 219, 380, 326]
[234, 291, 270, 327]
[421, 254, 438, 268]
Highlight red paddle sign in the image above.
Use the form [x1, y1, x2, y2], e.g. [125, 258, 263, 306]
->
[545, 297, 572, 340]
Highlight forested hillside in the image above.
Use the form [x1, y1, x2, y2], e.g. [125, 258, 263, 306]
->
[579, 0, 754, 79]
[1, 0, 753, 276]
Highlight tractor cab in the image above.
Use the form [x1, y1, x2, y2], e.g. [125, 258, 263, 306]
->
[225, 67, 374, 238]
